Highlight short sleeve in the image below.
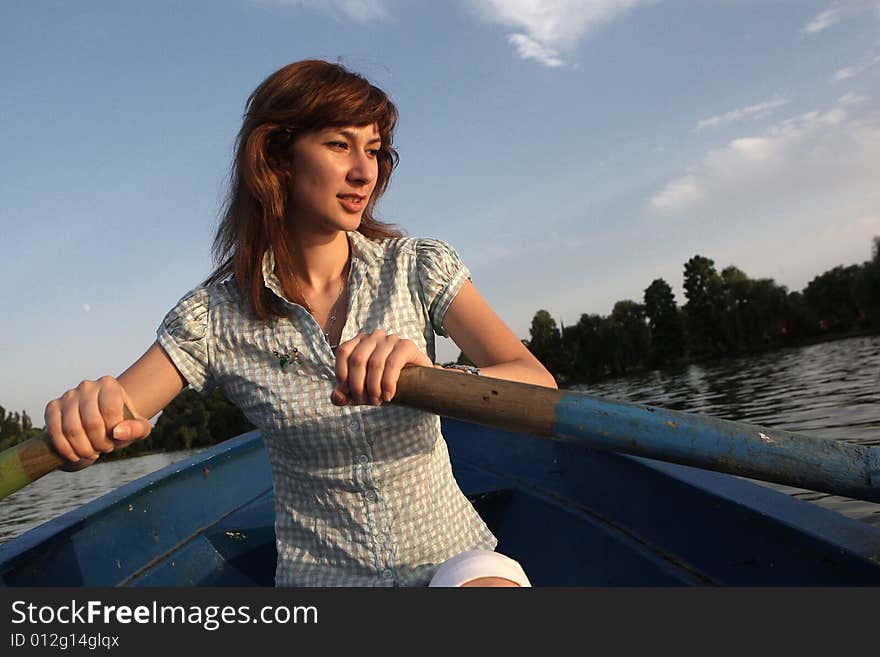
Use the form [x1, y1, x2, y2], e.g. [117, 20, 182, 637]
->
[416, 238, 472, 337]
[156, 286, 213, 393]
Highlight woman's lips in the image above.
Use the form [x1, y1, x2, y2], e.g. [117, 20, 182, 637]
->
[337, 195, 365, 212]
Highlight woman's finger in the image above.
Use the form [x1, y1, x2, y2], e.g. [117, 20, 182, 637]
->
[59, 391, 98, 461]
[80, 383, 115, 454]
[364, 335, 398, 405]
[334, 333, 365, 397]
[344, 334, 381, 404]
[110, 385, 153, 442]
[97, 376, 126, 431]
[381, 341, 433, 402]
[45, 399, 79, 463]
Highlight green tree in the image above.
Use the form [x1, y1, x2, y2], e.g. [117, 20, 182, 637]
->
[853, 236, 880, 328]
[566, 313, 605, 381]
[610, 300, 651, 374]
[527, 309, 563, 379]
[780, 291, 814, 343]
[643, 278, 685, 367]
[719, 266, 751, 354]
[0, 406, 42, 451]
[804, 265, 862, 332]
[747, 277, 792, 350]
[683, 255, 725, 358]
[597, 315, 626, 377]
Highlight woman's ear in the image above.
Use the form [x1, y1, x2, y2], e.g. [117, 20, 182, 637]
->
[268, 156, 292, 179]
[267, 130, 295, 178]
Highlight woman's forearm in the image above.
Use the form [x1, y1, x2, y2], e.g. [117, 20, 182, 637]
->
[475, 358, 558, 389]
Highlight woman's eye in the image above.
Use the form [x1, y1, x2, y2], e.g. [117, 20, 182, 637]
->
[328, 141, 348, 149]
[368, 149, 380, 157]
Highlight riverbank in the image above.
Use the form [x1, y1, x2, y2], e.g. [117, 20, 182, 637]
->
[560, 327, 880, 390]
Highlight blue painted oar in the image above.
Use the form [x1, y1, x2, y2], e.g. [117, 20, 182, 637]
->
[394, 367, 880, 503]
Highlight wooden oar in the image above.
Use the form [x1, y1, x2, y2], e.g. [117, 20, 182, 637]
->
[3, 368, 878, 505]
[393, 367, 880, 504]
[0, 406, 134, 500]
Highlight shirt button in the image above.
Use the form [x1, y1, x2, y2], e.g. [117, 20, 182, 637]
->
[382, 569, 393, 579]
[349, 421, 359, 431]
[365, 491, 377, 502]
[357, 454, 369, 464]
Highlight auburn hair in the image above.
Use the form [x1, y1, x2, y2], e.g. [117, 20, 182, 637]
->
[204, 59, 403, 319]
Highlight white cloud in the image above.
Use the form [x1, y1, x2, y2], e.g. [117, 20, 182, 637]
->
[648, 96, 880, 217]
[508, 33, 566, 68]
[804, 7, 842, 34]
[833, 54, 880, 82]
[82, 303, 91, 312]
[466, 0, 653, 67]
[803, 1, 880, 36]
[695, 98, 790, 131]
[264, 0, 389, 22]
[642, 99, 880, 296]
[834, 67, 856, 81]
[837, 92, 870, 105]
[649, 174, 704, 212]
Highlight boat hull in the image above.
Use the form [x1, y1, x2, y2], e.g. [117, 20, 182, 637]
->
[2, 419, 879, 586]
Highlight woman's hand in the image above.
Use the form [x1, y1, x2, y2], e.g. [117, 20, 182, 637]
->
[331, 330, 434, 406]
[44, 376, 153, 470]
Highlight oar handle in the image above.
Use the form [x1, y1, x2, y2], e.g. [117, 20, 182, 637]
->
[396, 366, 562, 436]
[0, 405, 135, 501]
[395, 366, 880, 504]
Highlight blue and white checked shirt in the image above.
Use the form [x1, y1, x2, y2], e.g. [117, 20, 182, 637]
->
[156, 231, 497, 586]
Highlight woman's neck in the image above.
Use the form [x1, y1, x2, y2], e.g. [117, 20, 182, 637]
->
[282, 227, 351, 294]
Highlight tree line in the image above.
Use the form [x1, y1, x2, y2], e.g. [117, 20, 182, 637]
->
[521, 236, 880, 385]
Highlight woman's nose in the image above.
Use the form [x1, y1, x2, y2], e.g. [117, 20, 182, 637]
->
[346, 151, 375, 185]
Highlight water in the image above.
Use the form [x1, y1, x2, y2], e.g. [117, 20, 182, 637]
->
[1, 335, 878, 546]
[572, 334, 880, 526]
[0, 449, 202, 544]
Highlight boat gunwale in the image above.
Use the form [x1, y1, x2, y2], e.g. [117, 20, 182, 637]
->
[0, 431, 267, 570]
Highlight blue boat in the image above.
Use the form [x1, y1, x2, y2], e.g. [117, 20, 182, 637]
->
[2, 414, 879, 586]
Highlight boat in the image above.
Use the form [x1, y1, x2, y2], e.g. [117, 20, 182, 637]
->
[2, 411, 880, 587]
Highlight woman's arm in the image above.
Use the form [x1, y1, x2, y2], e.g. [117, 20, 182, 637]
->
[117, 342, 188, 422]
[441, 280, 557, 389]
[330, 280, 556, 407]
[45, 341, 186, 468]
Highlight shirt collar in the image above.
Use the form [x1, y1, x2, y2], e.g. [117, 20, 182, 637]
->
[261, 230, 380, 303]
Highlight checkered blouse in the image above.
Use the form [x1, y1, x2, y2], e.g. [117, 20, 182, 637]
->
[156, 231, 497, 586]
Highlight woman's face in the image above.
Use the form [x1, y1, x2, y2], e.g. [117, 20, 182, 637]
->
[285, 123, 381, 235]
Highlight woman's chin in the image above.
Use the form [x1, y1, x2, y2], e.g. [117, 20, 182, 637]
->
[290, 213, 363, 235]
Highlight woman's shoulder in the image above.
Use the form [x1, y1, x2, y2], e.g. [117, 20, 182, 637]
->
[352, 231, 458, 264]
[400, 236, 464, 271]
[166, 277, 241, 316]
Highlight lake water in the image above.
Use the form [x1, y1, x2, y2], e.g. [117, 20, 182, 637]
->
[1, 334, 878, 546]
[571, 334, 880, 527]
[0, 449, 202, 544]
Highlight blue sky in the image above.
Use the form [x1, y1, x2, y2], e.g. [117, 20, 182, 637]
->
[2, 0, 879, 425]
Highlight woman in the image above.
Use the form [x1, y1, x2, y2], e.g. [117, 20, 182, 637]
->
[45, 60, 557, 587]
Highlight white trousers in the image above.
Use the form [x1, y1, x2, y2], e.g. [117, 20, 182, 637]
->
[428, 550, 531, 587]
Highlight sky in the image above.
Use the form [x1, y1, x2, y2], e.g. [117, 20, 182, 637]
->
[2, 0, 879, 425]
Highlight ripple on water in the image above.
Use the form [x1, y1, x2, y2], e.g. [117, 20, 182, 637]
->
[0, 449, 203, 544]
[575, 335, 880, 527]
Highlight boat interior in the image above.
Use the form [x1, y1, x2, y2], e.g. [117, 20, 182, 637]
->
[2, 419, 879, 587]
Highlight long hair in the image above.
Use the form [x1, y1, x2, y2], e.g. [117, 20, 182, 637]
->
[205, 59, 403, 319]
